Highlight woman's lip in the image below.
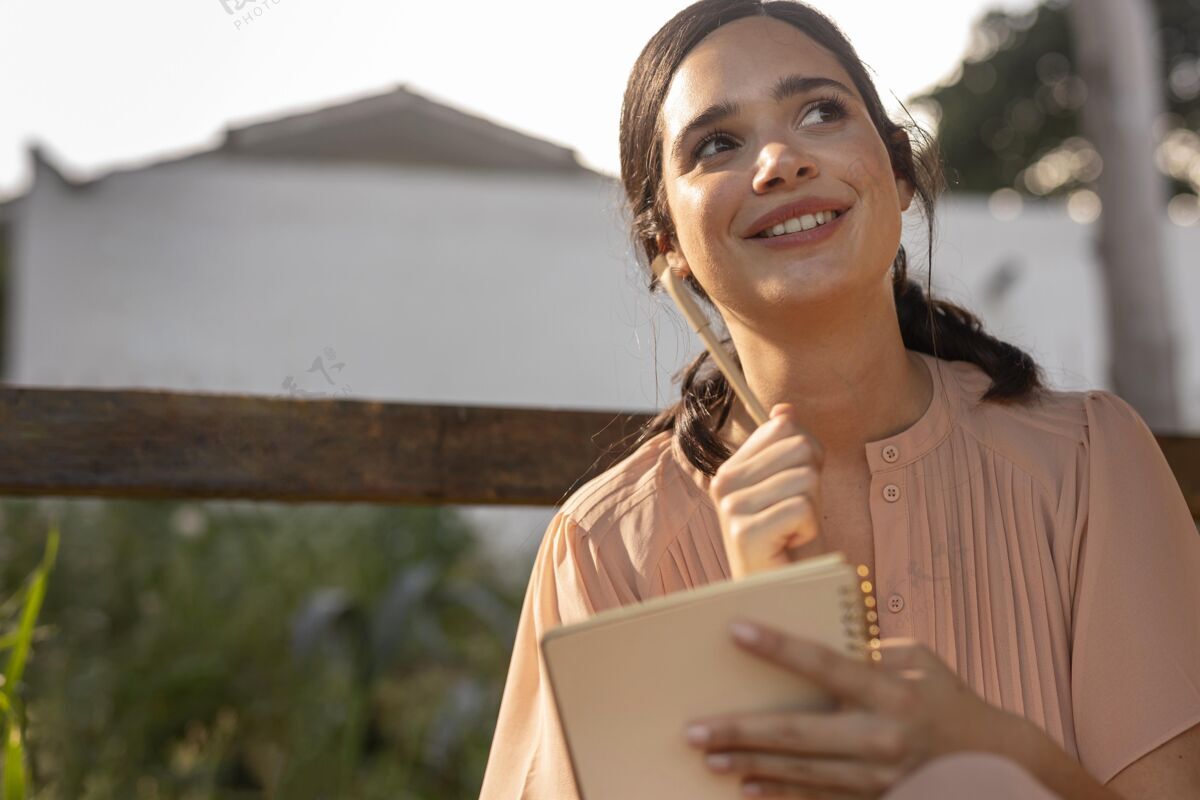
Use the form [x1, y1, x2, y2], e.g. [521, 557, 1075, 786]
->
[745, 207, 849, 249]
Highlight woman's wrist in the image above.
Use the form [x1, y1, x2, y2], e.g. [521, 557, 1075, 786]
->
[990, 710, 1040, 767]
[989, 712, 1121, 799]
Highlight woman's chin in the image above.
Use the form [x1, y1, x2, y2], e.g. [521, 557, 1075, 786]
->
[754, 268, 871, 311]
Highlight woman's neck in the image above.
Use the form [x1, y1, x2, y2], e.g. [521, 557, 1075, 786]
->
[715, 325, 933, 470]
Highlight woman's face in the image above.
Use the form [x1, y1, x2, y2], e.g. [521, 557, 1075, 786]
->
[659, 15, 914, 325]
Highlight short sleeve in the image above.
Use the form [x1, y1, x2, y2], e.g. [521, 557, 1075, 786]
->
[1068, 390, 1200, 784]
[478, 510, 626, 800]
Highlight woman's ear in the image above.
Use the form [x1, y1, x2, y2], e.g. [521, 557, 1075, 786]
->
[655, 233, 691, 278]
[895, 172, 915, 213]
[889, 129, 916, 213]
[665, 250, 691, 279]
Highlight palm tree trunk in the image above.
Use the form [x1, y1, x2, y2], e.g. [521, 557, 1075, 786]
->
[1068, 0, 1181, 430]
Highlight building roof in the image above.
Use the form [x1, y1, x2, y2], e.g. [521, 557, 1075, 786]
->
[4, 82, 592, 203]
[219, 83, 588, 172]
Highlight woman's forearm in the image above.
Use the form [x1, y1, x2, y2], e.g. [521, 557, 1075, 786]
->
[996, 714, 1123, 800]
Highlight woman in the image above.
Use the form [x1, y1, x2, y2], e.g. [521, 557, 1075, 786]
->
[479, 1, 1200, 797]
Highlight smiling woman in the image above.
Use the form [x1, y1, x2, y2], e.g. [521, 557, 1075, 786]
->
[479, 1, 1200, 799]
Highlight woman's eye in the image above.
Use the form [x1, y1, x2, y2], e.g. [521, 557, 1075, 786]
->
[693, 132, 737, 161]
[799, 99, 848, 127]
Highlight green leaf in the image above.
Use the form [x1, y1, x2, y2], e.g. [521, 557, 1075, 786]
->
[3, 524, 59, 694]
[0, 523, 59, 800]
[3, 721, 25, 800]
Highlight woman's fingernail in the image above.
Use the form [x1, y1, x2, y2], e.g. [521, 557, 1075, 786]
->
[706, 753, 732, 770]
[743, 782, 765, 796]
[731, 621, 761, 645]
[685, 724, 710, 744]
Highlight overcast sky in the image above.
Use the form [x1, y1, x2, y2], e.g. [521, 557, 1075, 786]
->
[0, 0, 1039, 200]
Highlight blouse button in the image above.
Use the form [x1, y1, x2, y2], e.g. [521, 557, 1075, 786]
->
[882, 483, 901, 503]
[882, 444, 899, 463]
[888, 594, 905, 613]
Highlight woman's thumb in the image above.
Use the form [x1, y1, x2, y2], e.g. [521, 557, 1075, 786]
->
[770, 403, 793, 419]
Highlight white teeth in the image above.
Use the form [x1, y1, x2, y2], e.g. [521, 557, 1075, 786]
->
[759, 210, 840, 238]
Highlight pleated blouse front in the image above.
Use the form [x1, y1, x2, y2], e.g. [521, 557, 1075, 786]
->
[479, 350, 1200, 799]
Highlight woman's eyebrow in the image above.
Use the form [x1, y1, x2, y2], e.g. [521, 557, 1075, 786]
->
[669, 74, 855, 164]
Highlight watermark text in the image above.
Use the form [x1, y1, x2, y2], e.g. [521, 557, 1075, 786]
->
[218, 0, 286, 31]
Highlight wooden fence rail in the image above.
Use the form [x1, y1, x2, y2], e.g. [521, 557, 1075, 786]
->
[2, 385, 1199, 518]
[0, 386, 650, 506]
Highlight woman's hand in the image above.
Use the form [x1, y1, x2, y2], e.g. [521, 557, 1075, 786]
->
[711, 403, 826, 579]
[682, 619, 1027, 798]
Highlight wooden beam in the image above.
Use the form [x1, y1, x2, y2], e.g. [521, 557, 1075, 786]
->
[0, 386, 654, 506]
[1157, 435, 1200, 520]
[1, 386, 1198, 518]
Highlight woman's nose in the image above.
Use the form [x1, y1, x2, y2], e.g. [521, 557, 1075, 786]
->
[751, 141, 818, 193]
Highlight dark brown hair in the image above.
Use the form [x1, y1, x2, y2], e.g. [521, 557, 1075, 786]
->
[617, 0, 1046, 477]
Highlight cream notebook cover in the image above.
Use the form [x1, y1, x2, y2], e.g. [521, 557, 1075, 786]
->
[542, 552, 871, 800]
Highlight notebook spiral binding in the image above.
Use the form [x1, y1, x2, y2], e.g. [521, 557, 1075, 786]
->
[838, 564, 882, 663]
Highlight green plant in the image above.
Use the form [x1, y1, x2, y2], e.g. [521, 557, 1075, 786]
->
[0, 522, 60, 800]
[0, 498, 522, 799]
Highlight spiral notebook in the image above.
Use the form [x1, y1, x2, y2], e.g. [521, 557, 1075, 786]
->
[541, 552, 876, 800]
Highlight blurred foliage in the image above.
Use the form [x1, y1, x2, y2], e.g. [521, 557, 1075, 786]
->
[910, 0, 1200, 196]
[1, 523, 60, 799]
[0, 497, 523, 800]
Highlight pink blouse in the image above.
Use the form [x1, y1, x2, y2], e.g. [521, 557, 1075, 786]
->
[479, 350, 1200, 798]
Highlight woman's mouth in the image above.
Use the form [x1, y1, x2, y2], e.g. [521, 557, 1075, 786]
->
[746, 207, 848, 249]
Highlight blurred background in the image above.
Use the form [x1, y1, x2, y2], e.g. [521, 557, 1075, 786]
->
[0, 0, 1197, 797]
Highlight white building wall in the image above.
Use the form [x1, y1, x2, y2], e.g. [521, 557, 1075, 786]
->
[10, 154, 695, 410]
